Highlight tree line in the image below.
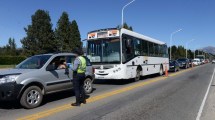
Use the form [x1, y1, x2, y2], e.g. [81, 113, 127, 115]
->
[0, 10, 81, 57]
[0, 9, 135, 58]
[169, 45, 214, 60]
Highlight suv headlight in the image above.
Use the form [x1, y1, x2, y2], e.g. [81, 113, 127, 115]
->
[0, 75, 20, 84]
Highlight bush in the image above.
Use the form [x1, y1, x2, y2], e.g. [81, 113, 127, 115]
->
[0, 56, 26, 65]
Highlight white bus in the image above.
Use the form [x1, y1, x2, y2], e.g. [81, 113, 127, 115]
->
[86, 28, 169, 81]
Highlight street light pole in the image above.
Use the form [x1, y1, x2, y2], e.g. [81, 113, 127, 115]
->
[170, 29, 182, 60]
[121, 0, 135, 27]
[186, 39, 194, 58]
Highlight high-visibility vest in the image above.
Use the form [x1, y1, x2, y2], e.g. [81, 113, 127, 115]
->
[77, 56, 86, 73]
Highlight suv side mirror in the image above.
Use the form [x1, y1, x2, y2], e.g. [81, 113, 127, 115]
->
[46, 64, 55, 71]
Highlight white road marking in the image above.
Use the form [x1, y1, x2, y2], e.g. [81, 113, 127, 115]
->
[196, 66, 215, 120]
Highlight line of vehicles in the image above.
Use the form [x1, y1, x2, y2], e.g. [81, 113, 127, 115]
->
[169, 56, 209, 72]
[0, 28, 213, 109]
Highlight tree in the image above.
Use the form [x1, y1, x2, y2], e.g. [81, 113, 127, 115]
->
[7, 38, 17, 55]
[0, 38, 17, 56]
[129, 26, 133, 31]
[55, 12, 72, 51]
[187, 49, 193, 59]
[70, 20, 82, 50]
[116, 22, 133, 31]
[21, 9, 56, 56]
[177, 46, 186, 59]
[171, 45, 177, 60]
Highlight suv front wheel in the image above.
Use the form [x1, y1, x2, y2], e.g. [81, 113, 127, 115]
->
[84, 78, 93, 94]
[20, 86, 43, 109]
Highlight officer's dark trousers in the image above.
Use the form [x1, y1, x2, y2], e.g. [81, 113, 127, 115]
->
[73, 73, 86, 104]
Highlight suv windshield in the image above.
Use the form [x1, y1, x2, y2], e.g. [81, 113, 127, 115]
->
[87, 37, 121, 64]
[16, 55, 51, 69]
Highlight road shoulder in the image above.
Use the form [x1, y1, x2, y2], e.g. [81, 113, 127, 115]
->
[201, 70, 215, 120]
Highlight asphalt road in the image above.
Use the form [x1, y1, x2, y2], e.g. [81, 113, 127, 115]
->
[0, 63, 215, 120]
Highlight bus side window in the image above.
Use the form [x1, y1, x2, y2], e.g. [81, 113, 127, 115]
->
[125, 38, 132, 54]
[149, 42, 154, 56]
[134, 39, 141, 55]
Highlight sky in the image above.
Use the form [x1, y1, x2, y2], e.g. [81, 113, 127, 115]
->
[0, 0, 215, 50]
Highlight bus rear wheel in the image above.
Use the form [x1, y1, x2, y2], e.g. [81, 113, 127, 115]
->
[134, 69, 141, 82]
[159, 65, 163, 76]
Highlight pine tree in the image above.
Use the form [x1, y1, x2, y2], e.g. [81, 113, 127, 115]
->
[116, 22, 133, 31]
[171, 45, 177, 59]
[129, 26, 133, 31]
[123, 23, 129, 29]
[177, 46, 186, 58]
[8, 38, 17, 55]
[55, 12, 72, 51]
[21, 9, 55, 56]
[70, 20, 81, 50]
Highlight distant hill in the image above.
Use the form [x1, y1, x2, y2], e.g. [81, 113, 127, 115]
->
[202, 46, 215, 55]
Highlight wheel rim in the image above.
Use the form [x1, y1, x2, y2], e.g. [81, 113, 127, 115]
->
[135, 70, 140, 81]
[84, 79, 92, 93]
[27, 90, 40, 105]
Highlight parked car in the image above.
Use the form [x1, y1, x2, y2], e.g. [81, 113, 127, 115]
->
[212, 59, 215, 64]
[169, 60, 180, 72]
[0, 53, 94, 109]
[193, 59, 201, 66]
[189, 59, 193, 67]
[205, 59, 209, 63]
[177, 58, 190, 69]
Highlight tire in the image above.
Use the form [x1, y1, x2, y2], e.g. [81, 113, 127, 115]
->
[159, 65, 163, 76]
[174, 68, 177, 72]
[134, 69, 141, 82]
[20, 86, 43, 109]
[84, 78, 93, 94]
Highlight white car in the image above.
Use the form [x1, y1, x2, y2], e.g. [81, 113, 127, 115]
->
[193, 58, 201, 66]
[212, 59, 215, 64]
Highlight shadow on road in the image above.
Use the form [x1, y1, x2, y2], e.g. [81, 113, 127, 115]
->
[0, 101, 21, 109]
[41, 89, 91, 106]
[0, 88, 92, 109]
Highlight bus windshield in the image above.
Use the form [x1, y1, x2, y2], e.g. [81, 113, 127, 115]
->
[87, 37, 121, 64]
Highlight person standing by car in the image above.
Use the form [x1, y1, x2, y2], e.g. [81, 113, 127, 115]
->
[71, 48, 87, 106]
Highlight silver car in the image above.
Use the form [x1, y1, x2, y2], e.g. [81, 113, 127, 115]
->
[0, 53, 94, 109]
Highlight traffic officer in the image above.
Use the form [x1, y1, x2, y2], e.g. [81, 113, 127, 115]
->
[71, 48, 87, 106]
